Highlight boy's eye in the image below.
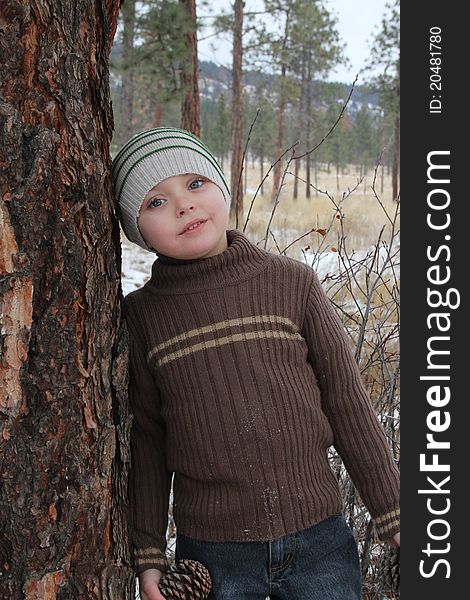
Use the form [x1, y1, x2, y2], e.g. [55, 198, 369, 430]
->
[148, 197, 165, 208]
[189, 178, 205, 190]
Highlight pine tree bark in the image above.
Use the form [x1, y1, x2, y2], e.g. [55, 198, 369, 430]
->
[230, 0, 245, 227]
[0, 1, 133, 598]
[180, 0, 200, 135]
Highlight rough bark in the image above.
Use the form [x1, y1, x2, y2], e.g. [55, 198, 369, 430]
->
[0, 1, 133, 598]
[180, 0, 200, 135]
[230, 0, 244, 227]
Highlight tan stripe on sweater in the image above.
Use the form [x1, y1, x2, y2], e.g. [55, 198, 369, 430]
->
[135, 547, 167, 558]
[376, 518, 400, 536]
[374, 508, 400, 525]
[147, 315, 300, 361]
[154, 329, 304, 367]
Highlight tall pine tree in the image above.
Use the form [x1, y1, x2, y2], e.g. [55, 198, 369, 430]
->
[0, 1, 133, 597]
[365, 0, 400, 200]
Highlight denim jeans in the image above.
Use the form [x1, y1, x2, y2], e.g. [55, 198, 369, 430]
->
[175, 514, 361, 600]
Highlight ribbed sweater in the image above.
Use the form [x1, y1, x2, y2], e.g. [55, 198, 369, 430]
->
[124, 230, 400, 575]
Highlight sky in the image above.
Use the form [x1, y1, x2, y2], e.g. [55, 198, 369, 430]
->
[197, 0, 391, 84]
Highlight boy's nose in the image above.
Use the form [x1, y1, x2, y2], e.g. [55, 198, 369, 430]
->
[176, 201, 196, 216]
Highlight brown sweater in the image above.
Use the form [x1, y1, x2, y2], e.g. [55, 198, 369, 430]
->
[124, 230, 400, 575]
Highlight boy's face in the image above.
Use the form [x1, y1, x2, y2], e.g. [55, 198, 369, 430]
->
[137, 173, 229, 260]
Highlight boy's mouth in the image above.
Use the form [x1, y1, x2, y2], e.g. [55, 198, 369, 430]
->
[180, 219, 207, 235]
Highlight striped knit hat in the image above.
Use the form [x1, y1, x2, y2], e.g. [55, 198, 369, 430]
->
[112, 127, 231, 250]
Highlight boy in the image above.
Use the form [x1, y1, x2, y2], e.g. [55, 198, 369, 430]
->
[112, 127, 400, 600]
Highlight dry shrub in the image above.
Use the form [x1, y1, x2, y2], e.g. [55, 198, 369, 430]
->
[239, 158, 401, 599]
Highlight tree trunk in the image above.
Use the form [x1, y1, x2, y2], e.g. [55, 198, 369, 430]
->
[244, 153, 248, 194]
[305, 54, 312, 199]
[392, 113, 400, 201]
[230, 0, 244, 227]
[120, 0, 136, 145]
[180, 0, 200, 135]
[0, 1, 133, 598]
[271, 7, 291, 204]
[271, 63, 286, 204]
[155, 81, 163, 127]
[293, 53, 306, 201]
[260, 153, 264, 196]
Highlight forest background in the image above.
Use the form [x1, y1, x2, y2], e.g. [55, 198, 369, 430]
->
[0, 0, 399, 599]
[112, 1, 400, 599]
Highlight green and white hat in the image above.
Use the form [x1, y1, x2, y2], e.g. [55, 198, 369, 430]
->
[112, 127, 231, 250]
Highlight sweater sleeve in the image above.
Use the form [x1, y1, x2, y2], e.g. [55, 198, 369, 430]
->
[302, 270, 400, 541]
[127, 319, 172, 575]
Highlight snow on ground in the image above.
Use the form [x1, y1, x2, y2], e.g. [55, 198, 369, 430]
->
[121, 237, 156, 296]
[121, 230, 399, 297]
[302, 242, 400, 279]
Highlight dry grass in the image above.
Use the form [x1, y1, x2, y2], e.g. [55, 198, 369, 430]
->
[226, 161, 398, 258]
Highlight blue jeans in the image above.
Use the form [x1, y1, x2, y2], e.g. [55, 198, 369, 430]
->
[175, 514, 361, 599]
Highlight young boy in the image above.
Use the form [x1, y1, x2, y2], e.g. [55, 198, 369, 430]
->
[113, 127, 400, 600]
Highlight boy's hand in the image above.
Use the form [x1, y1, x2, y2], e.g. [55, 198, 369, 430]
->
[138, 568, 167, 600]
[388, 531, 400, 547]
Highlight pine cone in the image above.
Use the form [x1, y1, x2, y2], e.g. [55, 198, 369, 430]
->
[159, 559, 212, 599]
[379, 546, 400, 595]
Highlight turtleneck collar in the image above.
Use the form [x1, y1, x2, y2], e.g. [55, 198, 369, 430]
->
[144, 230, 269, 294]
